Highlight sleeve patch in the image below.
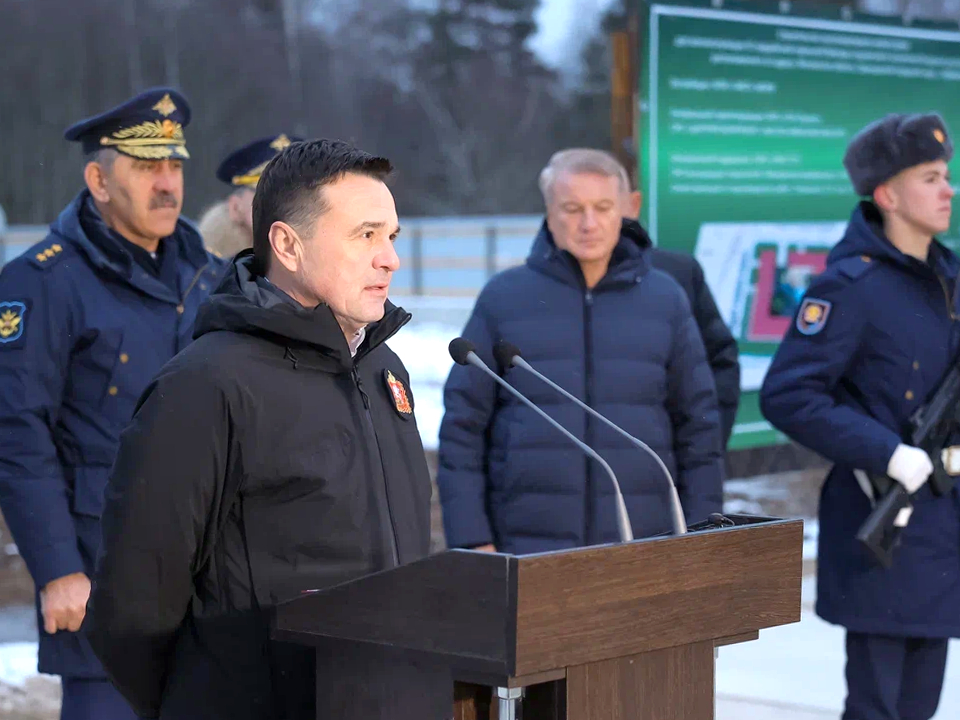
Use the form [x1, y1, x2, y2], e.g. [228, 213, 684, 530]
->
[796, 297, 832, 336]
[0, 300, 28, 346]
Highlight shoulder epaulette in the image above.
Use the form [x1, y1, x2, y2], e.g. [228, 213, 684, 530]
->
[24, 239, 69, 271]
[833, 254, 878, 282]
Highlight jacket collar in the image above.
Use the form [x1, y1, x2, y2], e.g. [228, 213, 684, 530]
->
[525, 217, 653, 290]
[194, 252, 411, 373]
[50, 190, 212, 302]
[830, 201, 960, 280]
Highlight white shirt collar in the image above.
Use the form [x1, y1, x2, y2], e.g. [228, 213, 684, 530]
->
[348, 327, 366, 357]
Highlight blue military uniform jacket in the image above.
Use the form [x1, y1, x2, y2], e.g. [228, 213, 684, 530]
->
[761, 201, 960, 638]
[0, 191, 223, 677]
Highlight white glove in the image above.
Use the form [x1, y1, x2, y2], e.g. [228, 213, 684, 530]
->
[941, 446, 960, 476]
[886, 444, 933, 494]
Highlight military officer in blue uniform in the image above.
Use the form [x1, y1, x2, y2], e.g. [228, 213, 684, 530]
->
[0, 87, 223, 720]
[761, 113, 960, 720]
[198, 133, 302, 259]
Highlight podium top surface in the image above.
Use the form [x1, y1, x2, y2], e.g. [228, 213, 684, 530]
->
[273, 515, 803, 681]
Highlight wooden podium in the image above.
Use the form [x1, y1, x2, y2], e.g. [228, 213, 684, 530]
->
[273, 514, 803, 719]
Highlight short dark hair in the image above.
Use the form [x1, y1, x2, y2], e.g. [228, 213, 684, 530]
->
[252, 139, 393, 274]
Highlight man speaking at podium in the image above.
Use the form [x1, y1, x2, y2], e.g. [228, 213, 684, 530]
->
[84, 139, 437, 719]
[437, 148, 724, 555]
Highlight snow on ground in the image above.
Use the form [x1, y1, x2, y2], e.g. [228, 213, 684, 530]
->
[724, 477, 794, 504]
[387, 321, 458, 452]
[0, 643, 39, 687]
[723, 476, 819, 559]
[801, 518, 819, 560]
[723, 502, 817, 560]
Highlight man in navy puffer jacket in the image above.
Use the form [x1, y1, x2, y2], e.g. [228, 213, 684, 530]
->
[437, 149, 724, 554]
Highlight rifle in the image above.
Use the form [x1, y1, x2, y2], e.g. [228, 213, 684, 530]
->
[856, 361, 960, 568]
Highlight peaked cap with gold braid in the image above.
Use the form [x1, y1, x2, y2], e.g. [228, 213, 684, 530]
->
[64, 87, 191, 160]
[215, 134, 303, 188]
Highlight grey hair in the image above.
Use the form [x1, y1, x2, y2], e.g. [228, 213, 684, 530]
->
[538, 148, 631, 203]
[85, 147, 118, 174]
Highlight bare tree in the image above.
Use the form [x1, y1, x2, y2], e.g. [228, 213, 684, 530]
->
[0, 0, 580, 223]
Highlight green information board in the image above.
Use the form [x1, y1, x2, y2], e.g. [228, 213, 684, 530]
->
[640, 0, 960, 449]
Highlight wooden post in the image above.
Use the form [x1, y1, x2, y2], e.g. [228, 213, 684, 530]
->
[627, 10, 641, 192]
[611, 12, 642, 191]
[610, 30, 632, 175]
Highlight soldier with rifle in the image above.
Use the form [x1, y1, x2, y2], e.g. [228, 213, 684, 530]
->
[761, 113, 960, 720]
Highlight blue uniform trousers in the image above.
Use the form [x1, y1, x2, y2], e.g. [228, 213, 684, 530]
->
[843, 631, 948, 720]
[61, 678, 140, 720]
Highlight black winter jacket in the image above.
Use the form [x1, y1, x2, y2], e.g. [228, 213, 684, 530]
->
[649, 245, 741, 447]
[85, 253, 433, 719]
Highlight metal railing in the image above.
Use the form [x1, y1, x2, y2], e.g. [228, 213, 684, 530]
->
[394, 214, 542, 296]
[0, 215, 545, 296]
[0, 225, 47, 265]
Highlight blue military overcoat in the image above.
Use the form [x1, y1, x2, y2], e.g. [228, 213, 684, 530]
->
[761, 202, 960, 638]
[0, 191, 222, 676]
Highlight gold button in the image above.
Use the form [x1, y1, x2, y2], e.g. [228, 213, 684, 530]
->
[108, 386, 118, 396]
[905, 390, 914, 400]
[176, 305, 184, 315]
[913, 361, 920, 370]
[860, 255, 871, 263]
[120, 353, 129, 364]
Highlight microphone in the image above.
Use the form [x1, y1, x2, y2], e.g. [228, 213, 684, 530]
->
[448, 338, 634, 543]
[493, 340, 687, 536]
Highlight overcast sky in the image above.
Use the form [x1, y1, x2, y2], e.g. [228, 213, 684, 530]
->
[529, 0, 618, 70]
